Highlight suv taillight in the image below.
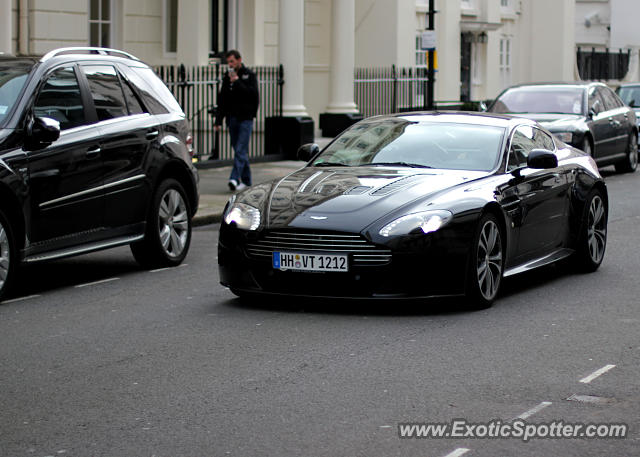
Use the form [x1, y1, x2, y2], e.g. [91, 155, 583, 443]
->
[186, 133, 194, 156]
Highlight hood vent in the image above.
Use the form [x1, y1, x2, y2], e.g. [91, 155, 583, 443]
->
[371, 175, 424, 196]
[344, 186, 373, 195]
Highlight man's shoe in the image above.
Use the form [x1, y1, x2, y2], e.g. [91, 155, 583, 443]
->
[236, 183, 248, 191]
[228, 179, 238, 191]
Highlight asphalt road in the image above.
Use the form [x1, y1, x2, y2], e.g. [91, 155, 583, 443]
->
[1, 166, 639, 457]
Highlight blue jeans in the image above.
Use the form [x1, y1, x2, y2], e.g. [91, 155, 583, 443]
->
[228, 117, 253, 186]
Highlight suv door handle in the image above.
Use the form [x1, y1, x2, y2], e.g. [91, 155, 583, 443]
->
[146, 129, 159, 140]
[86, 146, 101, 158]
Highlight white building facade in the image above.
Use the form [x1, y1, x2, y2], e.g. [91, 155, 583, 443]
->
[1, 0, 582, 129]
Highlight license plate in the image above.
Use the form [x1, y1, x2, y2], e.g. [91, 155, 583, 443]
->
[273, 252, 349, 272]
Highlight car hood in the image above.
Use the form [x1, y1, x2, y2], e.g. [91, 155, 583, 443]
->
[238, 166, 490, 232]
[507, 113, 585, 131]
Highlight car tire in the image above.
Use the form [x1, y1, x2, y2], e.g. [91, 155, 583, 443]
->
[614, 133, 638, 173]
[581, 136, 593, 157]
[464, 213, 504, 309]
[573, 189, 607, 273]
[131, 178, 192, 268]
[0, 209, 17, 302]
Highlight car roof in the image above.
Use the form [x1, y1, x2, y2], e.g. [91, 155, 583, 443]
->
[366, 111, 535, 129]
[502, 81, 607, 91]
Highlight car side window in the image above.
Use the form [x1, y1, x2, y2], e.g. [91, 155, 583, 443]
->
[508, 126, 536, 171]
[588, 87, 604, 115]
[120, 78, 146, 115]
[533, 128, 555, 151]
[33, 66, 86, 131]
[81, 65, 129, 121]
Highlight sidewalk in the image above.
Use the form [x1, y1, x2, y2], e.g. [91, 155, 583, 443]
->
[192, 159, 304, 226]
[192, 137, 333, 226]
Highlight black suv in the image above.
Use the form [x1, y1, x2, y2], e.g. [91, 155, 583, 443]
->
[0, 47, 199, 299]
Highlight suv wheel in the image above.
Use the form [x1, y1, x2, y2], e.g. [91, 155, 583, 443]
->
[615, 133, 638, 173]
[0, 209, 17, 301]
[131, 179, 192, 268]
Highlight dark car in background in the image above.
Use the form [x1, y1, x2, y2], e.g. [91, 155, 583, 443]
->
[616, 83, 640, 131]
[489, 82, 638, 173]
[0, 47, 199, 299]
[219, 112, 607, 308]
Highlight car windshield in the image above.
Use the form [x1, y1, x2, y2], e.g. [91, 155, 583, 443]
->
[491, 86, 585, 115]
[313, 119, 506, 172]
[0, 65, 31, 126]
[616, 86, 640, 108]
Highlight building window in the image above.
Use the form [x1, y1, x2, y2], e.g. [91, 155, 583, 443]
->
[501, 0, 509, 7]
[210, 0, 229, 58]
[499, 36, 512, 89]
[163, 0, 178, 54]
[89, 0, 112, 47]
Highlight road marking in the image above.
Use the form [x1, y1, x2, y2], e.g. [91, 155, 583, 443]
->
[442, 448, 470, 457]
[516, 401, 552, 420]
[1, 294, 41, 304]
[74, 277, 119, 288]
[580, 364, 616, 384]
[150, 263, 188, 273]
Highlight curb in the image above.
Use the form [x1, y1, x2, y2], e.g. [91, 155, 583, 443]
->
[193, 211, 223, 227]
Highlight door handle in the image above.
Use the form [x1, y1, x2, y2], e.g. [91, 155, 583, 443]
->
[146, 130, 159, 140]
[86, 146, 101, 158]
[609, 118, 621, 127]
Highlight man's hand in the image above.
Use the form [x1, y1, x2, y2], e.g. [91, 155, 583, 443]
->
[229, 72, 239, 83]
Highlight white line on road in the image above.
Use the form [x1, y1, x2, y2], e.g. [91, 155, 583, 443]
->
[580, 364, 616, 384]
[1, 294, 41, 304]
[150, 263, 188, 273]
[442, 448, 470, 457]
[74, 277, 119, 288]
[516, 401, 552, 420]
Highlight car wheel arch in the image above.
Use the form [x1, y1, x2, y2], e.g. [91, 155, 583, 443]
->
[153, 160, 198, 217]
[481, 202, 508, 252]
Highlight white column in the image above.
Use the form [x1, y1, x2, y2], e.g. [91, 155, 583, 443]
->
[326, 0, 357, 113]
[177, 0, 210, 66]
[0, 0, 12, 54]
[279, 0, 308, 116]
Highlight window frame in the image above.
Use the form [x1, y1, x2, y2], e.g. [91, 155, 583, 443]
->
[80, 64, 132, 122]
[88, 0, 114, 48]
[163, 0, 179, 57]
[210, 0, 230, 58]
[32, 64, 94, 132]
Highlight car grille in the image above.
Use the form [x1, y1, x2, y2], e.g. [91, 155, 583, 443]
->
[245, 230, 392, 267]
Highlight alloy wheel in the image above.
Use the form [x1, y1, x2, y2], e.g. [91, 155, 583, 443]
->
[476, 220, 503, 301]
[158, 188, 189, 258]
[587, 195, 607, 264]
[0, 222, 10, 291]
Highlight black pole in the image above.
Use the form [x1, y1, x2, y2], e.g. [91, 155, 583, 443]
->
[426, 0, 435, 110]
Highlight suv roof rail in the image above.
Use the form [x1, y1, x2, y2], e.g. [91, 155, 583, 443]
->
[40, 47, 141, 62]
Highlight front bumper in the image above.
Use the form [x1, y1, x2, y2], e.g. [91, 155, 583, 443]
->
[218, 225, 472, 299]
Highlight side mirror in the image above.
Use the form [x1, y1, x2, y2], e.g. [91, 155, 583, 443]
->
[297, 143, 320, 162]
[29, 116, 60, 145]
[527, 149, 558, 169]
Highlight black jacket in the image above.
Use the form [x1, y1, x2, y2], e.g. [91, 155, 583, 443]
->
[215, 65, 259, 125]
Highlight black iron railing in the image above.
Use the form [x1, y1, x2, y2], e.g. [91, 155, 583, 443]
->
[155, 63, 284, 162]
[577, 47, 631, 81]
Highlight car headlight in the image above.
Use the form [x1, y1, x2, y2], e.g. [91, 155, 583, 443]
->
[223, 200, 261, 230]
[553, 132, 573, 143]
[379, 210, 453, 237]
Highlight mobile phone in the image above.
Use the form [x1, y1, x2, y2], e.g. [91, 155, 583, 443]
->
[228, 68, 236, 77]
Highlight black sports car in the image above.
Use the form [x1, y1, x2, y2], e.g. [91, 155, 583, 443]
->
[218, 112, 608, 307]
[489, 82, 637, 173]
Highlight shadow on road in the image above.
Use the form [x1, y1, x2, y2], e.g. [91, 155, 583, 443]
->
[5, 247, 142, 300]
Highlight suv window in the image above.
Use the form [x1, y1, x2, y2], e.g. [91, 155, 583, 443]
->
[128, 66, 184, 114]
[508, 126, 554, 171]
[34, 66, 86, 130]
[81, 65, 128, 121]
[0, 65, 31, 126]
[121, 78, 146, 115]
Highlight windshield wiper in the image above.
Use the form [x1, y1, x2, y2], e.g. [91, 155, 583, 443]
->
[368, 162, 433, 168]
[313, 161, 351, 167]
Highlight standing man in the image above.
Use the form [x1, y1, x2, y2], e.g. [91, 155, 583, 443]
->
[214, 50, 259, 191]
